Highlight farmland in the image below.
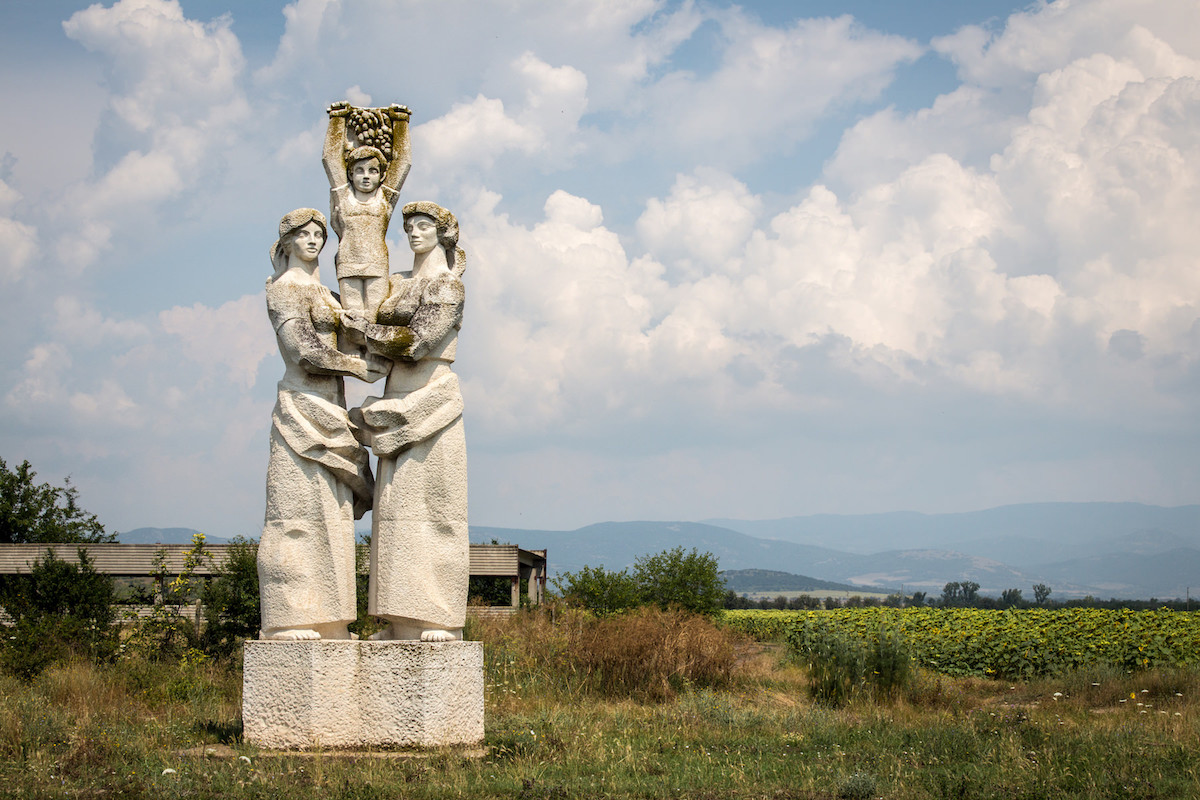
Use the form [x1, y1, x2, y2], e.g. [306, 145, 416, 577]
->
[723, 607, 1200, 678]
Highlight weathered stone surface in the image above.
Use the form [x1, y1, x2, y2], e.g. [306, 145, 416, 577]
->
[344, 201, 470, 643]
[242, 640, 484, 750]
[258, 208, 384, 642]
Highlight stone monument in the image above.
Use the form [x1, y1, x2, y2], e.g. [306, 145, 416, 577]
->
[243, 102, 482, 750]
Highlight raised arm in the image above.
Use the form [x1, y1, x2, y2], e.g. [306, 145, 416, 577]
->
[382, 104, 412, 197]
[322, 101, 351, 188]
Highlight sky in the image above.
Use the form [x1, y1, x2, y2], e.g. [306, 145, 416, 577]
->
[0, 0, 1198, 538]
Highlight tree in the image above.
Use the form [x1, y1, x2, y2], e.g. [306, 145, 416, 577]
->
[0, 458, 113, 544]
[1033, 583, 1052, 606]
[961, 581, 980, 604]
[1000, 588, 1024, 608]
[633, 547, 726, 616]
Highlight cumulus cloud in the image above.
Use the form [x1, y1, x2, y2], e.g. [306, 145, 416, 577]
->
[158, 293, 276, 389]
[5, 0, 1200, 533]
[0, 178, 37, 281]
[633, 10, 921, 165]
[56, 0, 251, 268]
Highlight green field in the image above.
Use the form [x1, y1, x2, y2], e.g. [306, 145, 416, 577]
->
[2, 608, 1200, 799]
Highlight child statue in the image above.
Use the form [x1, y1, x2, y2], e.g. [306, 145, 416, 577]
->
[322, 101, 412, 321]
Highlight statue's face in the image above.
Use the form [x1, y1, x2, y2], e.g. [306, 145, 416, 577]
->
[350, 158, 382, 193]
[405, 215, 438, 255]
[286, 221, 325, 262]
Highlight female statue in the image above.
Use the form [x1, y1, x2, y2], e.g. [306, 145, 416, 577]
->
[344, 202, 468, 642]
[258, 208, 387, 640]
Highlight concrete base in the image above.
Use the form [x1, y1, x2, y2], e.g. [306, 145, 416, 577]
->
[242, 640, 484, 750]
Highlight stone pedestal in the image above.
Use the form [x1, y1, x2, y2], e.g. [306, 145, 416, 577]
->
[242, 640, 484, 750]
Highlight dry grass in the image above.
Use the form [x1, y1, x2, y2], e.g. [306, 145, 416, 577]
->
[4, 618, 1200, 798]
[472, 605, 737, 705]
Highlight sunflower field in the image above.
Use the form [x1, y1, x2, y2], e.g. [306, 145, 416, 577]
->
[722, 607, 1200, 678]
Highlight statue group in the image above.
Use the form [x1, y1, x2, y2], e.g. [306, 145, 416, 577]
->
[258, 102, 468, 643]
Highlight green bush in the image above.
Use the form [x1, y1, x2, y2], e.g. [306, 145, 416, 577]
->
[793, 622, 913, 706]
[0, 549, 117, 678]
[200, 537, 260, 658]
[553, 564, 640, 615]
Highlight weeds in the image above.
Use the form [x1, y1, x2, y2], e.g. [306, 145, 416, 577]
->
[473, 605, 735, 703]
[3, 613, 1200, 798]
[797, 623, 915, 706]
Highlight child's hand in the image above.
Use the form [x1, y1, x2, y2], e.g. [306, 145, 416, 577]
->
[327, 101, 351, 117]
[387, 104, 411, 122]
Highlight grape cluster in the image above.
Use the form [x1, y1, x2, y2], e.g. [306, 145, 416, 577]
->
[348, 107, 393, 161]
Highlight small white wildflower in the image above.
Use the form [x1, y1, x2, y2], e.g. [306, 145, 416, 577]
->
[161, 769, 177, 776]
[239, 756, 251, 764]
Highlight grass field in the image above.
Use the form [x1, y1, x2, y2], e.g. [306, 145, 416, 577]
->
[2, 609, 1199, 799]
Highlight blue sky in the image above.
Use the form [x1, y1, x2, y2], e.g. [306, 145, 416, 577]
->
[1, 0, 1198, 538]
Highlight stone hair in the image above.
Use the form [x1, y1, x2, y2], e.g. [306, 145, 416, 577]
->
[346, 146, 386, 172]
[402, 201, 459, 248]
[270, 207, 328, 274]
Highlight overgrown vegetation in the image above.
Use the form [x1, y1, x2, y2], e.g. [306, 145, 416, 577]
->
[200, 537, 260, 659]
[0, 549, 117, 678]
[472, 604, 734, 701]
[3, 611, 1200, 798]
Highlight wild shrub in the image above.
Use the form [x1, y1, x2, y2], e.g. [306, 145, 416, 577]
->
[0, 549, 117, 678]
[123, 534, 209, 662]
[554, 547, 727, 616]
[200, 536, 260, 658]
[794, 622, 913, 706]
[572, 606, 735, 699]
[633, 547, 726, 615]
[473, 605, 736, 702]
[803, 630, 867, 707]
[868, 626, 913, 700]
[553, 564, 639, 615]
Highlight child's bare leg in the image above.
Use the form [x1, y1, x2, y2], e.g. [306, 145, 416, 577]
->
[338, 277, 366, 313]
[337, 278, 368, 357]
[362, 276, 388, 322]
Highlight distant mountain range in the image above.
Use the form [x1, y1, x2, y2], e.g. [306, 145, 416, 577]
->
[120, 502, 1200, 599]
[118, 527, 234, 545]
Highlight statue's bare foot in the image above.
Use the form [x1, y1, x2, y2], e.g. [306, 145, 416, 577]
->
[262, 627, 320, 641]
[420, 628, 462, 642]
[311, 622, 352, 640]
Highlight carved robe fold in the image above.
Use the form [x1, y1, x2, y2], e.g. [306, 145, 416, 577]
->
[259, 280, 373, 633]
[358, 272, 468, 630]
